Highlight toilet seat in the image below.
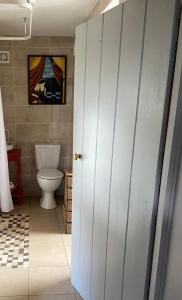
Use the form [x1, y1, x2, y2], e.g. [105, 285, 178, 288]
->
[37, 168, 64, 180]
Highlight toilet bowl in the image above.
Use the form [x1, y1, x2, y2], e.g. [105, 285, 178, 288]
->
[37, 168, 64, 209]
[35, 144, 63, 209]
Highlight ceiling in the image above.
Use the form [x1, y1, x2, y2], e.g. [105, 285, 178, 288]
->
[0, 0, 99, 37]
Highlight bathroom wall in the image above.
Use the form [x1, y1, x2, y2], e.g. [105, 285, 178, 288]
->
[0, 36, 74, 196]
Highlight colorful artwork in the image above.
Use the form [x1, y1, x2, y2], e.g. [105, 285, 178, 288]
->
[28, 55, 66, 105]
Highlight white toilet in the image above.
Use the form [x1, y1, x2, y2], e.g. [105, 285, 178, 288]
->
[35, 144, 64, 209]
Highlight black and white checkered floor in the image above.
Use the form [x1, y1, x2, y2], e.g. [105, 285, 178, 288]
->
[0, 199, 81, 298]
[0, 214, 29, 268]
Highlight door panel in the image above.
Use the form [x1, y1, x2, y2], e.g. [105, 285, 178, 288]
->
[105, 1, 147, 299]
[71, 23, 87, 292]
[122, 0, 177, 299]
[72, 1, 177, 299]
[79, 14, 103, 300]
[91, 6, 123, 300]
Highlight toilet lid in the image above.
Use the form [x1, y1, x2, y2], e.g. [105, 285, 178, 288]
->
[37, 168, 64, 180]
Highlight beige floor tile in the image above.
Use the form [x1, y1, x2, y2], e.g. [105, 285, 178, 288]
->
[12, 202, 29, 215]
[29, 198, 41, 207]
[56, 205, 64, 215]
[65, 246, 71, 266]
[30, 216, 59, 231]
[62, 234, 72, 247]
[30, 213, 58, 221]
[57, 220, 66, 234]
[56, 219, 67, 235]
[29, 200, 56, 217]
[29, 207, 56, 217]
[29, 231, 63, 246]
[29, 267, 74, 295]
[0, 268, 28, 296]
[29, 244, 68, 267]
[12, 207, 29, 215]
[29, 295, 76, 300]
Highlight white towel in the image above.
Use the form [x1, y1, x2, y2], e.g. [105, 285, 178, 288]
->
[0, 88, 14, 212]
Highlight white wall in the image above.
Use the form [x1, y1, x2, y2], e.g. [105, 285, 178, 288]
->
[89, 0, 126, 17]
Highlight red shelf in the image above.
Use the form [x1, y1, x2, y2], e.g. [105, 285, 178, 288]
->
[8, 149, 23, 205]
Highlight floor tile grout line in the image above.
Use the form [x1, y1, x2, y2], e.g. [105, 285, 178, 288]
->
[55, 201, 77, 298]
[55, 203, 70, 267]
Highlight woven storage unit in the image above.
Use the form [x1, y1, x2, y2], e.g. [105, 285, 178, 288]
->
[65, 171, 72, 188]
[63, 205, 72, 223]
[64, 222, 72, 235]
[64, 170, 73, 234]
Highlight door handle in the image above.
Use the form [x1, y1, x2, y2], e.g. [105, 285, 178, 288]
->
[73, 153, 82, 160]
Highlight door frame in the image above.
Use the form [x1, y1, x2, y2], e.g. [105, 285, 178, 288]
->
[149, 7, 182, 300]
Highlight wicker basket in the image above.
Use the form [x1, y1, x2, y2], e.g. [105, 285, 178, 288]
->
[64, 221, 72, 234]
[65, 199, 72, 212]
[64, 170, 73, 234]
[63, 205, 72, 223]
[65, 170, 72, 188]
[64, 187, 72, 201]
[64, 170, 72, 212]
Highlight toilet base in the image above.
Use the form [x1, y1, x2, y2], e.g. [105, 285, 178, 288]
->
[40, 192, 57, 209]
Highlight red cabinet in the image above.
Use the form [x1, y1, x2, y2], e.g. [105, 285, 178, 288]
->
[8, 149, 23, 205]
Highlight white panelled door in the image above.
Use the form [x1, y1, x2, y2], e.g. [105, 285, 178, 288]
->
[71, 1, 178, 300]
[71, 22, 87, 292]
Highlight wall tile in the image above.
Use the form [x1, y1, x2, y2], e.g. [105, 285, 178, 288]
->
[59, 156, 72, 171]
[4, 123, 16, 144]
[16, 142, 36, 157]
[1, 86, 14, 105]
[0, 66, 13, 86]
[14, 86, 28, 105]
[13, 47, 50, 68]
[15, 106, 49, 124]
[16, 124, 49, 143]
[66, 85, 74, 105]
[50, 122, 72, 140]
[67, 77, 74, 86]
[0, 41, 12, 47]
[67, 66, 74, 80]
[50, 37, 74, 48]
[61, 142, 72, 157]
[21, 157, 36, 175]
[13, 37, 50, 48]
[14, 68, 27, 86]
[50, 106, 72, 123]
[3, 105, 15, 123]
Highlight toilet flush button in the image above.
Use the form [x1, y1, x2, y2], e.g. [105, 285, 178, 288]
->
[73, 153, 82, 160]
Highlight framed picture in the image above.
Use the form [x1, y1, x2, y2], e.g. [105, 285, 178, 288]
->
[28, 55, 67, 105]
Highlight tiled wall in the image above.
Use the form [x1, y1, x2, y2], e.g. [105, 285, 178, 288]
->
[0, 36, 74, 196]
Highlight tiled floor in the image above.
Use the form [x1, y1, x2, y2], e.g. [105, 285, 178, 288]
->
[0, 198, 82, 300]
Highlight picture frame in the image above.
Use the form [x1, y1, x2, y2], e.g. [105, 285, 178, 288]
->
[28, 55, 67, 105]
